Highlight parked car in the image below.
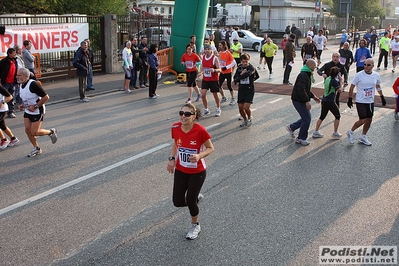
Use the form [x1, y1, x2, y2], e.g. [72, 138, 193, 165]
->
[137, 27, 171, 49]
[205, 29, 262, 51]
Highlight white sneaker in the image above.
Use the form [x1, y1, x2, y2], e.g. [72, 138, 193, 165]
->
[332, 132, 342, 139]
[286, 125, 295, 138]
[295, 138, 310, 146]
[246, 118, 252, 127]
[269, 74, 272, 79]
[215, 108, 221, 117]
[358, 135, 372, 146]
[186, 223, 201, 240]
[263, 66, 266, 69]
[229, 98, 236, 105]
[203, 109, 210, 116]
[347, 130, 355, 144]
[0, 139, 10, 149]
[312, 131, 324, 138]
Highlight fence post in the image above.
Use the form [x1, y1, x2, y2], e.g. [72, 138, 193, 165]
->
[103, 14, 121, 73]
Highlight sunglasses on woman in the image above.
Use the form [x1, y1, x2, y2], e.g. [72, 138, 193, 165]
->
[179, 111, 195, 117]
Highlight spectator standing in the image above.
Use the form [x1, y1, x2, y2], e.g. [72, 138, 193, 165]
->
[346, 58, 386, 146]
[148, 43, 160, 99]
[230, 27, 239, 45]
[213, 27, 222, 48]
[72, 41, 90, 102]
[283, 34, 296, 85]
[285, 25, 291, 35]
[138, 37, 149, 88]
[121, 41, 133, 94]
[0, 48, 18, 118]
[130, 37, 140, 89]
[84, 38, 95, 91]
[22, 40, 37, 81]
[189, 35, 197, 54]
[13, 45, 25, 106]
[294, 27, 302, 48]
[377, 32, 390, 70]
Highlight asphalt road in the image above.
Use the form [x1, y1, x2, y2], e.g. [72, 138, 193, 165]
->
[0, 47, 398, 266]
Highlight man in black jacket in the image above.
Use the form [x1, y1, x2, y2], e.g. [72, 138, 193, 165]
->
[138, 37, 149, 88]
[73, 41, 90, 102]
[283, 34, 296, 85]
[286, 59, 320, 146]
[0, 48, 18, 118]
[317, 52, 348, 105]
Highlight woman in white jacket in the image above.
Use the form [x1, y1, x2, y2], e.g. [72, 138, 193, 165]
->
[121, 41, 133, 94]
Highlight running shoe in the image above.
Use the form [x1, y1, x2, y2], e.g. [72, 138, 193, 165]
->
[7, 138, 20, 147]
[395, 112, 399, 121]
[0, 139, 10, 149]
[295, 138, 310, 146]
[7, 113, 16, 118]
[186, 98, 191, 103]
[246, 119, 252, 127]
[195, 94, 201, 102]
[220, 97, 227, 103]
[312, 131, 324, 138]
[269, 74, 272, 79]
[49, 128, 58, 144]
[358, 135, 372, 146]
[80, 97, 89, 102]
[125, 89, 132, 94]
[28, 147, 42, 157]
[203, 109, 210, 116]
[377, 67, 381, 70]
[186, 223, 201, 240]
[331, 132, 342, 139]
[215, 108, 221, 117]
[286, 125, 295, 138]
[384, 67, 388, 70]
[229, 98, 236, 105]
[347, 130, 355, 144]
[240, 120, 247, 127]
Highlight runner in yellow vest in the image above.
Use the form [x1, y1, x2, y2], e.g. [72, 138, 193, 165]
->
[230, 38, 243, 65]
[261, 37, 279, 79]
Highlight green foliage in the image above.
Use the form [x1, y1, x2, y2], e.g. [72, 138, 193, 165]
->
[330, 0, 384, 19]
[1, 0, 128, 15]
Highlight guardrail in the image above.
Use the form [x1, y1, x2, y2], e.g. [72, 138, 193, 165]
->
[156, 46, 177, 76]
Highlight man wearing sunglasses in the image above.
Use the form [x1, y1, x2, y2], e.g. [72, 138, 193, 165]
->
[346, 58, 386, 146]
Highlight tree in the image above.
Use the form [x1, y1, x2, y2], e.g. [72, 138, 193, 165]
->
[330, 0, 384, 19]
[1, 0, 128, 15]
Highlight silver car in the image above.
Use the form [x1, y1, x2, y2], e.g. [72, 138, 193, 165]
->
[205, 29, 262, 51]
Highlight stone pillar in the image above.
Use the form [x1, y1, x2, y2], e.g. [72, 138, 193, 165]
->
[103, 14, 121, 73]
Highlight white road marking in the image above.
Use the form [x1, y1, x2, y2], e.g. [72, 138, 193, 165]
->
[269, 98, 283, 104]
[0, 123, 221, 217]
[0, 143, 170, 217]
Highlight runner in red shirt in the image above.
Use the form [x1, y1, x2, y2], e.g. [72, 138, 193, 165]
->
[167, 103, 214, 240]
[181, 45, 201, 103]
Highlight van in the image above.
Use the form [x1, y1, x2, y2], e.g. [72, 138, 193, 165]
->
[138, 27, 171, 49]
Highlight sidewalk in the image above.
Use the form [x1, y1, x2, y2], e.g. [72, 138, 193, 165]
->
[43, 72, 395, 109]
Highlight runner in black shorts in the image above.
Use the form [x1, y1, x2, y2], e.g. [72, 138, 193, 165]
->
[234, 53, 257, 127]
[0, 85, 19, 149]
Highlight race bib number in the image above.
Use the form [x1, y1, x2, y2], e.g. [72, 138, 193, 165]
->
[240, 76, 250, 85]
[305, 54, 312, 59]
[203, 68, 212, 77]
[220, 60, 226, 68]
[178, 147, 198, 168]
[363, 87, 373, 98]
[360, 55, 366, 63]
[339, 57, 346, 65]
[186, 61, 194, 69]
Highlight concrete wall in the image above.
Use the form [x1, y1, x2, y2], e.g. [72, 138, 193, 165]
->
[104, 14, 122, 74]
